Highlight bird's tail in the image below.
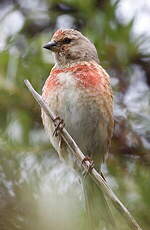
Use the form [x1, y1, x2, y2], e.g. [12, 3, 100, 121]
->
[82, 175, 115, 230]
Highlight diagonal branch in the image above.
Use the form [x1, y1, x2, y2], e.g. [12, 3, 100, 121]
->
[24, 79, 143, 230]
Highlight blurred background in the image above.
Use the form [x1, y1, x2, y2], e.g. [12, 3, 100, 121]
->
[0, 0, 150, 229]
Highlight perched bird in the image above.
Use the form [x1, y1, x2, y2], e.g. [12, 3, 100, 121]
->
[42, 29, 114, 229]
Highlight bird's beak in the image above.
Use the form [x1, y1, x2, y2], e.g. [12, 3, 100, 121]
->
[43, 41, 57, 51]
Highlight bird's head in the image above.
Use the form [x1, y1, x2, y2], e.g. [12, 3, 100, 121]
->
[43, 29, 99, 67]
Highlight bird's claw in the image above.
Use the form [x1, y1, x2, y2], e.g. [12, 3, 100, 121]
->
[82, 156, 94, 177]
[53, 116, 65, 137]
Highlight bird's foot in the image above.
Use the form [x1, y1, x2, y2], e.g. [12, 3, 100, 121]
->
[82, 156, 94, 177]
[53, 116, 65, 137]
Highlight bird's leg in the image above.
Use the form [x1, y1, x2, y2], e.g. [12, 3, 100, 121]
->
[52, 116, 65, 137]
[53, 117, 65, 160]
[82, 156, 94, 177]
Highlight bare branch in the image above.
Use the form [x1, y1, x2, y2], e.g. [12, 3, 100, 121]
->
[24, 79, 143, 230]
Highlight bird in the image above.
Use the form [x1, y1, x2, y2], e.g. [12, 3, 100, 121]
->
[41, 29, 114, 229]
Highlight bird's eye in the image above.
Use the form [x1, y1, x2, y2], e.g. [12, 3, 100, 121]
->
[63, 38, 72, 44]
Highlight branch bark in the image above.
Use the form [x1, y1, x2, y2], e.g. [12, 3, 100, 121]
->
[24, 79, 143, 230]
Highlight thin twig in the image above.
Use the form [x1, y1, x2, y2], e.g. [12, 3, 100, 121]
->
[24, 79, 143, 230]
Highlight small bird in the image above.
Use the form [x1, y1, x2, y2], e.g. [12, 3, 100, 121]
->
[42, 29, 114, 229]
